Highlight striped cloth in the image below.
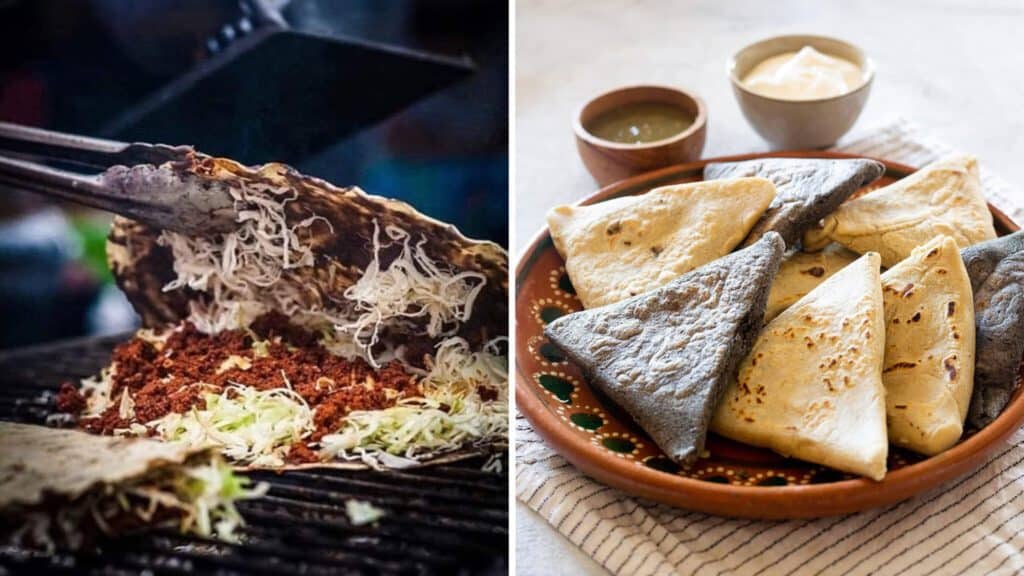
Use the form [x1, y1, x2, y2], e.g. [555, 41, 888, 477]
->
[516, 118, 1024, 576]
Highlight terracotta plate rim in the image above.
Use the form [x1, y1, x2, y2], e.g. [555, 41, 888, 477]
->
[515, 150, 1024, 519]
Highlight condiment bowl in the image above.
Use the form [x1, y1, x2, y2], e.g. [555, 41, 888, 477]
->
[574, 85, 707, 186]
[729, 35, 874, 149]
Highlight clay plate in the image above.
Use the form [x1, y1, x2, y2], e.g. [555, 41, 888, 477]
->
[516, 151, 1024, 519]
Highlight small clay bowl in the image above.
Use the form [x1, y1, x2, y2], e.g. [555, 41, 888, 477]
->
[729, 35, 874, 149]
[574, 85, 707, 187]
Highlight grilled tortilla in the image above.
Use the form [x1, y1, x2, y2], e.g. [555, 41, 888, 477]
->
[803, 155, 997, 267]
[545, 233, 784, 464]
[961, 230, 1024, 428]
[106, 150, 508, 354]
[546, 178, 775, 308]
[704, 157, 884, 248]
[766, 243, 859, 321]
[0, 422, 260, 550]
[711, 252, 888, 480]
[880, 236, 975, 455]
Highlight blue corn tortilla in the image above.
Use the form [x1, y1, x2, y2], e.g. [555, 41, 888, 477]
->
[704, 157, 884, 248]
[544, 233, 784, 464]
[961, 230, 1024, 428]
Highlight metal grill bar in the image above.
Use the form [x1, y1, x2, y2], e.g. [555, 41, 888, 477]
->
[0, 336, 508, 575]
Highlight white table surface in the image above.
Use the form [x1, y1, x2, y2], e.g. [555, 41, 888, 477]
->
[514, 1, 1024, 574]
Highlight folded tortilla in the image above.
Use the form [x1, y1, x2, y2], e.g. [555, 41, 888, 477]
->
[547, 178, 776, 308]
[1, 422, 261, 550]
[881, 236, 975, 455]
[803, 155, 997, 267]
[704, 157, 884, 248]
[711, 252, 888, 480]
[766, 243, 859, 321]
[107, 152, 508, 356]
[545, 233, 785, 464]
[961, 230, 1024, 428]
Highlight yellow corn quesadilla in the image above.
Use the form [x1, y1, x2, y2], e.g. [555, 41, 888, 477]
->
[881, 235, 976, 455]
[711, 252, 889, 480]
[547, 178, 776, 308]
[803, 155, 997, 267]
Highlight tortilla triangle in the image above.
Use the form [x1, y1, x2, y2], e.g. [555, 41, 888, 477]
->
[803, 155, 997, 267]
[704, 157, 884, 248]
[881, 235, 975, 455]
[547, 177, 776, 308]
[961, 230, 1024, 427]
[545, 233, 785, 464]
[766, 243, 859, 322]
[711, 252, 888, 480]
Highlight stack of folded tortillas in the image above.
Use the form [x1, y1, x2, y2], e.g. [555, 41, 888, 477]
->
[544, 154, 1024, 480]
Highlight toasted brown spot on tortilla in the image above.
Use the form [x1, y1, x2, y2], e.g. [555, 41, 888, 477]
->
[947, 301, 956, 316]
[651, 245, 663, 257]
[894, 405, 908, 409]
[900, 283, 915, 298]
[606, 221, 621, 236]
[911, 312, 922, 323]
[802, 266, 826, 277]
[944, 356, 959, 381]
[884, 362, 918, 373]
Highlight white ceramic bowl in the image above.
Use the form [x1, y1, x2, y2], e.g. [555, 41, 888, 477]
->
[729, 35, 874, 149]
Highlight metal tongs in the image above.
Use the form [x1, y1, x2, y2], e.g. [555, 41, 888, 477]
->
[0, 122, 239, 234]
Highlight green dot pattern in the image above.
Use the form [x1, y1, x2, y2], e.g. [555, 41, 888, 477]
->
[569, 412, 603, 430]
[602, 437, 635, 453]
[538, 374, 574, 403]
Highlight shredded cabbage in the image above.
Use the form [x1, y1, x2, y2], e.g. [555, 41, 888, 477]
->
[318, 337, 507, 468]
[122, 457, 265, 541]
[147, 380, 314, 467]
[344, 500, 386, 526]
[6, 457, 264, 551]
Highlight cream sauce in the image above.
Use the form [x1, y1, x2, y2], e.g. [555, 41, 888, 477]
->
[742, 46, 864, 100]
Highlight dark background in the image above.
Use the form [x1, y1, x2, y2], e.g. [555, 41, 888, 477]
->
[0, 0, 508, 348]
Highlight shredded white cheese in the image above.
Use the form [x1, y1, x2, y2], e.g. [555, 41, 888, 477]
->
[337, 223, 486, 367]
[156, 181, 486, 367]
[81, 365, 117, 418]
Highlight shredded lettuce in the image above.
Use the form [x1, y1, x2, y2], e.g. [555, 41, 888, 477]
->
[318, 337, 507, 467]
[147, 380, 314, 467]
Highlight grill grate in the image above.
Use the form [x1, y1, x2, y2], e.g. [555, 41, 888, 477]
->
[0, 335, 508, 575]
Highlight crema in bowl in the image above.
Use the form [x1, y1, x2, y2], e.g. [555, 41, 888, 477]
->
[742, 45, 865, 100]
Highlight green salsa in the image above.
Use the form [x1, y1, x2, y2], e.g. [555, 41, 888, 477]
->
[585, 102, 694, 144]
